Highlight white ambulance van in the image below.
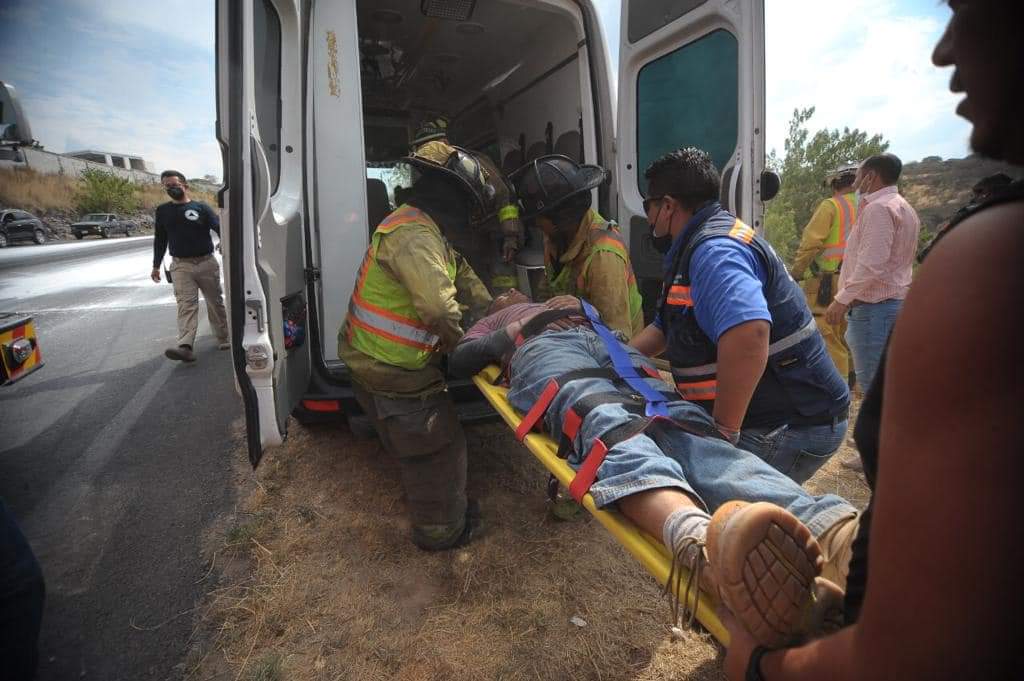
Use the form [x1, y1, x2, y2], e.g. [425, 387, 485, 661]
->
[215, 0, 774, 465]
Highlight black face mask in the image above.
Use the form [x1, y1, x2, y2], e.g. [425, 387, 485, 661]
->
[646, 204, 672, 254]
[166, 186, 185, 200]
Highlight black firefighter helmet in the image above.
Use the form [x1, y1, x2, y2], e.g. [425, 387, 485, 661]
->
[509, 154, 609, 220]
[401, 141, 497, 225]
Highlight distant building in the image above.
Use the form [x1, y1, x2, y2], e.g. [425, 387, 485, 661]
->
[65, 149, 149, 172]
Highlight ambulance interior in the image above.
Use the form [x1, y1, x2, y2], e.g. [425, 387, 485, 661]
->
[355, 0, 599, 296]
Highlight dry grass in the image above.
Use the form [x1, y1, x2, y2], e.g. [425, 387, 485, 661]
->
[0, 167, 216, 218]
[187, 406, 871, 681]
[0, 167, 78, 213]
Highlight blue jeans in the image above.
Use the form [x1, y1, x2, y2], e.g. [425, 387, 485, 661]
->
[506, 329, 855, 537]
[845, 299, 902, 389]
[738, 420, 847, 485]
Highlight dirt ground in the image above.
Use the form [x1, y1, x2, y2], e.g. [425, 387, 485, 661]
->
[185, 402, 869, 681]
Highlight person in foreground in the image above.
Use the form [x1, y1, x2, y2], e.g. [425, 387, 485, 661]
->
[722, 2, 1023, 678]
[450, 290, 858, 644]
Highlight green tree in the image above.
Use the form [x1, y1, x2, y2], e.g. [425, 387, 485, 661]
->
[764, 107, 889, 263]
[74, 168, 141, 214]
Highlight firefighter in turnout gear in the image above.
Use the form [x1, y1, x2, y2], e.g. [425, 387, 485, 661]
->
[509, 155, 644, 338]
[410, 117, 524, 293]
[789, 164, 859, 379]
[338, 140, 494, 551]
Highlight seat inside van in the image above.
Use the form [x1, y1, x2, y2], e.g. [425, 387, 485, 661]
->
[355, 0, 594, 291]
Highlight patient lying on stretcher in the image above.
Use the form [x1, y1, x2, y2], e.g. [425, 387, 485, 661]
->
[450, 290, 860, 646]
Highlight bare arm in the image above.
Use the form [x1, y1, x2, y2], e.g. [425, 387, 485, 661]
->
[712, 320, 769, 432]
[724, 205, 1024, 680]
[629, 323, 667, 356]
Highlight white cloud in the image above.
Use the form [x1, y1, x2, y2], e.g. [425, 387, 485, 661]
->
[66, 0, 215, 54]
[766, 0, 970, 162]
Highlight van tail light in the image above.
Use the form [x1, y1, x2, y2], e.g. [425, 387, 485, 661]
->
[302, 399, 342, 413]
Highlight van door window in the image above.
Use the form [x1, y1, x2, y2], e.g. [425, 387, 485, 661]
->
[253, 0, 282, 194]
[635, 29, 737, 194]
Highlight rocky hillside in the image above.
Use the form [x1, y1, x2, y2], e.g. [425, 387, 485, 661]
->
[901, 155, 1020, 232]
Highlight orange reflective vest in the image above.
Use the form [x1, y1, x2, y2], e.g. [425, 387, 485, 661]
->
[345, 206, 457, 370]
[815, 192, 857, 273]
[545, 209, 644, 335]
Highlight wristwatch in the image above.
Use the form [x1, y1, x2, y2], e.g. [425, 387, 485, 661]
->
[746, 646, 770, 681]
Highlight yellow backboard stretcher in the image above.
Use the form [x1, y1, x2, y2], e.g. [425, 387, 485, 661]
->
[472, 364, 728, 646]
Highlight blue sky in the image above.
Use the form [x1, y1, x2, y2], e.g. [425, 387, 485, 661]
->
[0, 1, 969, 182]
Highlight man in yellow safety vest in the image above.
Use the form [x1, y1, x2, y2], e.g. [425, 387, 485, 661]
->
[509, 155, 644, 339]
[790, 164, 859, 381]
[338, 140, 494, 551]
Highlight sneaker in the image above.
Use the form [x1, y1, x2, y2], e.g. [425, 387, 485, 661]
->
[165, 345, 196, 362]
[706, 501, 829, 648]
[217, 340, 231, 350]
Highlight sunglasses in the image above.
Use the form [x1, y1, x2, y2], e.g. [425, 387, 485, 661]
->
[642, 195, 666, 213]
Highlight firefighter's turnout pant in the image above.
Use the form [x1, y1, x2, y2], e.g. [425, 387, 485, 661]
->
[800, 275, 850, 378]
[170, 255, 229, 348]
[353, 385, 468, 550]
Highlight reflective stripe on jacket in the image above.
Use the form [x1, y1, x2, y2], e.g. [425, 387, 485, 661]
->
[345, 205, 457, 370]
[815, 192, 857, 272]
[659, 205, 849, 428]
[544, 209, 644, 337]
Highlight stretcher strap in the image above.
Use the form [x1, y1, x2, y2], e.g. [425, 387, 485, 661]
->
[579, 300, 669, 418]
[514, 308, 578, 346]
[515, 379, 559, 440]
[568, 417, 654, 502]
[514, 368, 624, 440]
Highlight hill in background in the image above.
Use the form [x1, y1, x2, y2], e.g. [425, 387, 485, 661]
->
[901, 155, 1021, 232]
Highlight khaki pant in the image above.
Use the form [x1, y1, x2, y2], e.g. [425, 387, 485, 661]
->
[170, 255, 228, 348]
[353, 385, 468, 550]
[800, 275, 850, 377]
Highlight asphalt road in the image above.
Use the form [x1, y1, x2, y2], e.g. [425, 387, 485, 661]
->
[0, 237, 242, 680]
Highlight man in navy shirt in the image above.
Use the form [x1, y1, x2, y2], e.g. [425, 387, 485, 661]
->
[631, 149, 849, 484]
[150, 170, 229, 362]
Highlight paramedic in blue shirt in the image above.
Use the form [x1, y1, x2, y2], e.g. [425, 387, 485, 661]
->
[630, 148, 850, 484]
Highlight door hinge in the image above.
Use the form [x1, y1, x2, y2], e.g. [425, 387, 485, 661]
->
[304, 267, 321, 283]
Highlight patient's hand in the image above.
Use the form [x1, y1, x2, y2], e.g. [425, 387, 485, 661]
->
[545, 295, 581, 312]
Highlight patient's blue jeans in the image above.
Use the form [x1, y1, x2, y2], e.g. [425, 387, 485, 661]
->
[506, 328, 854, 537]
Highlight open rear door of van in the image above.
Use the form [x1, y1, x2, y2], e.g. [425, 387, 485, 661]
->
[615, 0, 766, 299]
[217, 0, 311, 467]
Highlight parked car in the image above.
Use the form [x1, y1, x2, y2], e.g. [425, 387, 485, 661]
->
[71, 213, 137, 239]
[0, 208, 47, 247]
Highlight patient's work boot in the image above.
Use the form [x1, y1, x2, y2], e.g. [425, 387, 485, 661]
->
[706, 501, 831, 648]
[816, 513, 859, 591]
[165, 344, 196, 362]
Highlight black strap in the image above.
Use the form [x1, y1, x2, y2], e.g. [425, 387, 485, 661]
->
[745, 646, 772, 681]
[517, 308, 578, 342]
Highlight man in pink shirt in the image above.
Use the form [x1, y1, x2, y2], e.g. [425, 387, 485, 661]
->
[825, 154, 920, 390]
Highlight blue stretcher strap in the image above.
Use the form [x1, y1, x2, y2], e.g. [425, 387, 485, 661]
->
[580, 299, 669, 418]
